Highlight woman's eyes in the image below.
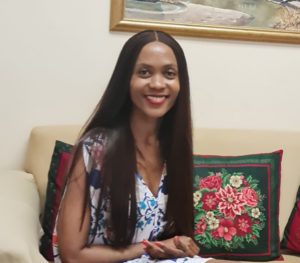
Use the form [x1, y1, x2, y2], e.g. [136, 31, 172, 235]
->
[164, 69, 177, 79]
[136, 68, 177, 79]
[138, 68, 150, 78]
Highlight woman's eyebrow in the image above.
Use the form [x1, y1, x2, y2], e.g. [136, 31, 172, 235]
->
[134, 63, 152, 68]
[135, 63, 177, 68]
[163, 64, 178, 70]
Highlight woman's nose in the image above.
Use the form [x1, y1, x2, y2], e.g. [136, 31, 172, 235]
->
[149, 74, 165, 89]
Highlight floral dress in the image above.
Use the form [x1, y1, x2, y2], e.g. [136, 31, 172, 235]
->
[52, 133, 211, 263]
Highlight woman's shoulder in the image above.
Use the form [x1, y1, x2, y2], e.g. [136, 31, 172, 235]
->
[83, 128, 108, 148]
[81, 128, 110, 171]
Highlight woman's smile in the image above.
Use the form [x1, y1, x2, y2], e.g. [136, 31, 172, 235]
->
[144, 94, 170, 106]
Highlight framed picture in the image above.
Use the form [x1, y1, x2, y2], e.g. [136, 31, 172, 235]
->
[110, 0, 300, 44]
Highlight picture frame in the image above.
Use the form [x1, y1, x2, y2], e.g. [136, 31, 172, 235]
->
[110, 0, 300, 44]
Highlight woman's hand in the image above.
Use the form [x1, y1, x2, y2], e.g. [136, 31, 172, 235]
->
[173, 236, 200, 257]
[142, 236, 199, 259]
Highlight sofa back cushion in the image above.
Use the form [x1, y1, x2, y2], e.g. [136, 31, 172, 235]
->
[24, 125, 81, 213]
[23, 125, 300, 241]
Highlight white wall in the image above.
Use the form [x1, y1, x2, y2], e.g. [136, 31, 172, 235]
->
[0, 0, 300, 169]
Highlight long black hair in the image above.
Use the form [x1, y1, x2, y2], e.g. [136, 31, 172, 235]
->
[71, 30, 193, 247]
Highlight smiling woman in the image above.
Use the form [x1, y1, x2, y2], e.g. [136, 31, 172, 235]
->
[52, 30, 239, 263]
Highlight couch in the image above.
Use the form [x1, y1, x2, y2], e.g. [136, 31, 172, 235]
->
[0, 125, 299, 263]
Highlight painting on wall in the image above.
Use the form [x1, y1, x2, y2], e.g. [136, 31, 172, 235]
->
[110, 0, 300, 44]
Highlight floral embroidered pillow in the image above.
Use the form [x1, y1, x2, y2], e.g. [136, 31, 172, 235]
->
[281, 185, 300, 253]
[193, 150, 282, 261]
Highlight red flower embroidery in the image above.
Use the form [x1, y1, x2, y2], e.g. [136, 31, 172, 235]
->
[202, 192, 218, 211]
[216, 185, 246, 218]
[217, 219, 237, 241]
[195, 216, 207, 235]
[235, 214, 253, 237]
[194, 169, 265, 250]
[199, 174, 222, 190]
[242, 187, 258, 207]
[243, 178, 249, 187]
[211, 229, 221, 239]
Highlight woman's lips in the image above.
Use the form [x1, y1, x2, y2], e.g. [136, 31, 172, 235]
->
[145, 95, 169, 105]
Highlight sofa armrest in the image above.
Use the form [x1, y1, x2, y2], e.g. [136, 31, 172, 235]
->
[0, 170, 48, 263]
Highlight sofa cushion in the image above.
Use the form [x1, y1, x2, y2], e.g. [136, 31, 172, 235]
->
[193, 150, 282, 261]
[281, 185, 300, 253]
[193, 128, 300, 241]
[0, 170, 48, 263]
[39, 140, 72, 261]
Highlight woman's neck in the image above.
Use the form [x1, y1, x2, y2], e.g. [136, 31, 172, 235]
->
[130, 111, 163, 197]
[130, 112, 160, 146]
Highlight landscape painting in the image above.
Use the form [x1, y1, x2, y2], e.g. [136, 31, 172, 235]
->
[110, 0, 300, 44]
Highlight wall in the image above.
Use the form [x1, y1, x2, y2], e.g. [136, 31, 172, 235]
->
[0, 0, 299, 169]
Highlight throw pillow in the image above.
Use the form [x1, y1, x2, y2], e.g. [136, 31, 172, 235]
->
[39, 140, 73, 261]
[281, 185, 300, 253]
[193, 150, 282, 261]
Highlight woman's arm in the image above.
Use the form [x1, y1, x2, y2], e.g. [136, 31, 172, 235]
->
[57, 154, 144, 263]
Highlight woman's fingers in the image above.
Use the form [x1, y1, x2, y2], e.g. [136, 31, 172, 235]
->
[189, 239, 200, 255]
[142, 239, 187, 259]
[142, 237, 200, 259]
[154, 242, 186, 258]
[173, 236, 200, 257]
[142, 240, 166, 259]
[143, 240, 164, 252]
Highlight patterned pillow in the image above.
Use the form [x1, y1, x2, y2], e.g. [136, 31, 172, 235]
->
[39, 140, 73, 261]
[281, 185, 300, 253]
[193, 150, 282, 261]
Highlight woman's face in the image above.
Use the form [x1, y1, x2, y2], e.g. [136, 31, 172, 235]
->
[130, 41, 180, 122]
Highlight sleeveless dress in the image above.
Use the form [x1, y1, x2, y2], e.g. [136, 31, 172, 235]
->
[52, 132, 211, 263]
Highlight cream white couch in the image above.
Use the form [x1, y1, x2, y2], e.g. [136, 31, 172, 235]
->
[0, 125, 299, 263]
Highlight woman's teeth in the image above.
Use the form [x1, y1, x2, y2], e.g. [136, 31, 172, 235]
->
[146, 95, 167, 103]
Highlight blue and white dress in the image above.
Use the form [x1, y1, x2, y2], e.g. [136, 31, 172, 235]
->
[53, 133, 210, 263]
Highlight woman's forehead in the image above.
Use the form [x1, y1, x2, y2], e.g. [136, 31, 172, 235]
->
[135, 42, 177, 67]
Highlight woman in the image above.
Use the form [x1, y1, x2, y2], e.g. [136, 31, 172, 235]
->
[53, 30, 234, 263]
